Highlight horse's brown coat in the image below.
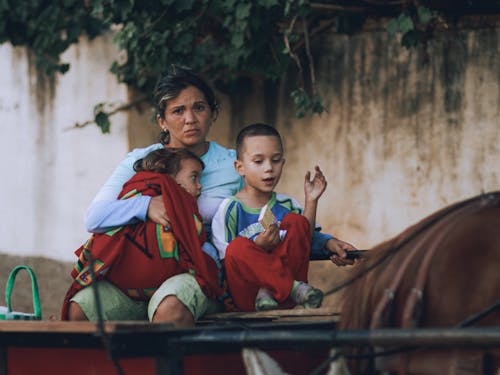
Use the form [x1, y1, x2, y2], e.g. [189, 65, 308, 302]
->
[340, 192, 500, 375]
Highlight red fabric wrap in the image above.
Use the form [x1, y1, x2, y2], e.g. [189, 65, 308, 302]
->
[61, 172, 220, 320]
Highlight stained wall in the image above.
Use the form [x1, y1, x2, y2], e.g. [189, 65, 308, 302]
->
[225, 26, 500, 250]
[278, 27, 500, 248]
[1, 24, 499, 263]
[0, 35, 128, 261]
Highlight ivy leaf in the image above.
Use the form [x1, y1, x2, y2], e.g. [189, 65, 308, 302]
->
[417, 6, 433, 25]
[236, 3, 251, 20]
[222, 0, 237, 9]
[401, 29, 424, 49]
[58, 63, 70, 74]
[291, 88, 324, 118]
[0, 0, 9, 12]
[94, 111, 111, 133]
[258, 0, 279, 8]
[387, 18, 399, 37]
[398, 14, 414, 35]
[231, 32, 245, 48]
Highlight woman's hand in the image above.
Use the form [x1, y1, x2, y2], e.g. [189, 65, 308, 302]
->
[326, 238, 357, 266]
[254, 224, 281, 252]
[147, 195, 171, 227]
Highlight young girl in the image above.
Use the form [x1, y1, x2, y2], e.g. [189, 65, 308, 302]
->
[62, 148, 221, 323]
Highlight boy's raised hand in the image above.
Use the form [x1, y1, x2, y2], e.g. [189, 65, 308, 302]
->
[304, 165, 327, 202]
[255, 224, 281, 252]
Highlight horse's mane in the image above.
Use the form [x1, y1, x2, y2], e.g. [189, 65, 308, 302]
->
[339, 191, 500, 331]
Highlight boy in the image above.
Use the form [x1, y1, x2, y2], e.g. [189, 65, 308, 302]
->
[62, 148, 221, 322]
[212, 123, 356, 311]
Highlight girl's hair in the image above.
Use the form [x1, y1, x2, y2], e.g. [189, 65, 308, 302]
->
[133, 148, 204, 175]
[235, 123, 283, 159]
[153, 66, 219, 145]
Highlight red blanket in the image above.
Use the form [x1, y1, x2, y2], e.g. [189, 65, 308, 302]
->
[61, 172, 221, 320]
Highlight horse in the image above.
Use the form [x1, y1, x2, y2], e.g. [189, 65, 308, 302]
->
[338, 191, 500, 375]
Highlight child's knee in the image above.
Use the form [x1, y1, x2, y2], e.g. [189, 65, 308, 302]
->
[282, 212, 309, 231]
[67, 302, 88, 321]
[152, 295, 195, 327]
[226, 237, 254, 259]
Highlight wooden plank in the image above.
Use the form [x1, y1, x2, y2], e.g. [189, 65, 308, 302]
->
[203, 306, 340, 322]
[0, 306, 339, 332]
[0, 320, 175, 334]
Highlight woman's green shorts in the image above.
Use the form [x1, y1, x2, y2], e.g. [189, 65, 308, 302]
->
[71, 273, 220, 321]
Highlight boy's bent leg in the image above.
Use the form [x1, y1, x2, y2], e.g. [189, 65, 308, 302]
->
[280, 213, 311, 281]
[148, 273, 209, 327]
[225, 237, 294, 311]
[70, 281, 148, 321]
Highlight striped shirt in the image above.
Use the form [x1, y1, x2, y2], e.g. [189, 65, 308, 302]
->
[212, 192, 333, 260]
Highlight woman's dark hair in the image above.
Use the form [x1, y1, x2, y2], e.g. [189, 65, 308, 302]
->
[154, 66, 219, 145]
[235, 123, 283, 159]
[133, 148, 204, 175]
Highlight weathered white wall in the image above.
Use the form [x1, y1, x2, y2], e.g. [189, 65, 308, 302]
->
[1, 25, 498, 264]
[0, 34, 128, 261]
[274, 27, 500, 249]
[209, 26, 500, 251]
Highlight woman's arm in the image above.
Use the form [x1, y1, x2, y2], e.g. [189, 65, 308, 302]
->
[84, 145, 162, 233]
[85, 197, 151, 233]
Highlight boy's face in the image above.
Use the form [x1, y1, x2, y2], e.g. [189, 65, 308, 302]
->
[175, 158, 203, 198]
[235, 135, 285, 194]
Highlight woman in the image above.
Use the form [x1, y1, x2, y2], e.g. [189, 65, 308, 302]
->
[72, 67, 242, 326]
[85, 66, 242, 236]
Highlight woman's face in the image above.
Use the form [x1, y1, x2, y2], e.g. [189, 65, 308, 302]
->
[157, 85, 214, 151]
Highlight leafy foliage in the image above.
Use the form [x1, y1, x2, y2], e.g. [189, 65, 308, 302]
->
[387, 5, 437, 49]
[99, 0, 296, 97]
[0, 0, 107, 75]
[1, 1, 494, 131]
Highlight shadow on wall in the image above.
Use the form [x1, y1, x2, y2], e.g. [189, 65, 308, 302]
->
[0, 254, 73, 320]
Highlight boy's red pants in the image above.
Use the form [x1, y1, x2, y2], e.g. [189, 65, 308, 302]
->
[224, 213, 311, 311]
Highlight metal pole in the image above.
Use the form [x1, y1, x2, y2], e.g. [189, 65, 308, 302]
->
[169, 327, 500, 354]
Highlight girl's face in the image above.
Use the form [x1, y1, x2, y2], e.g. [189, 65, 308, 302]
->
[175, 158, 203, 198]
[157, 85, 214, 152]
[234, 135, 285, 195]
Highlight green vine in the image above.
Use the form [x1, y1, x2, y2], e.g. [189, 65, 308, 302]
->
[0, 0, 106, 75]
[387, 5, 438, 48]
[1, 1, 489, 132]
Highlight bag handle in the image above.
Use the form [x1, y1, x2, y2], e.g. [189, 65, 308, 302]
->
[5, 265, 42, 320]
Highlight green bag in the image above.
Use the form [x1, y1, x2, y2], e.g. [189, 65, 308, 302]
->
[0, 265, 42, 320]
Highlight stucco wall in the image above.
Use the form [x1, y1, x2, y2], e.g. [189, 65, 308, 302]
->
[0, 34, 129, 261]
[1, 24, 498, 265]
[273, 26, 500, 249]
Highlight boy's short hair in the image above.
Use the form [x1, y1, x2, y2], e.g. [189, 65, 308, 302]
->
[133, 148, 204, 175]
[236, 123, 283, 159]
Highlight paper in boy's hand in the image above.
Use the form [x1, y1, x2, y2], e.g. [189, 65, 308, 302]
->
[258, 204, 277, 229]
